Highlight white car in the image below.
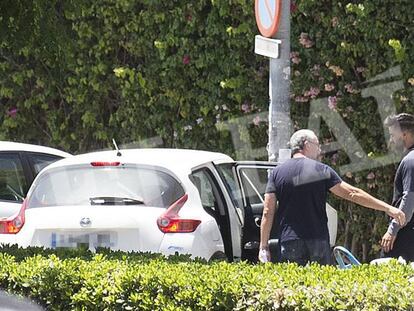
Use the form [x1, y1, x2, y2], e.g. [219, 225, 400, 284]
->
[0, 148, 337, 262]
[0, 141, 71, 219]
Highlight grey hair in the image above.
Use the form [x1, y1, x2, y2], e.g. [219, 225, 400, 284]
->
[288, 129, 318, 155]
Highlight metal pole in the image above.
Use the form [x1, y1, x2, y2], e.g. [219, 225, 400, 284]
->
[268, 0, 291, 162]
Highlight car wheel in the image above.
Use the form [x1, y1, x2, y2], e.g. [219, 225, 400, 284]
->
[209, 251, 227, 262]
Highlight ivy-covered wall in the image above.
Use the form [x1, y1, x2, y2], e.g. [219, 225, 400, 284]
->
[0, 0, 413, 260]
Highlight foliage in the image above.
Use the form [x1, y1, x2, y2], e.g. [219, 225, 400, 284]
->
[0, 0, 413, 260]
[1, 246, 414, 310]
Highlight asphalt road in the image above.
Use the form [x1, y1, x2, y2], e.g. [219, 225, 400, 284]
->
[0, 290, 42, 311]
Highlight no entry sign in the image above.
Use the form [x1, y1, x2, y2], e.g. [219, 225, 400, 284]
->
[255, 0, 282, 38]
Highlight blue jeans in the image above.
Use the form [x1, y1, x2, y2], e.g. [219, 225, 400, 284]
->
[280, 239, 332, 266]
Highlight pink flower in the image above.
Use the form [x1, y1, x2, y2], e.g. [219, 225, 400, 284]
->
[345, 171, 353, 178]
[304, 87, 320, 99]
[182, 55, 191, 65]
[331, 17, 339, 27]
[367, 172, 375, 180]
[324, 83, 335, 92]
[345, 84, 354, 93]
[253, 116, 261, 126]
[299, 33, 314, 48]
[7, 108, 18, 118]
[328, 96, 337, 110]
[290, 51, 301, 64]
[241, 103, 251, 113]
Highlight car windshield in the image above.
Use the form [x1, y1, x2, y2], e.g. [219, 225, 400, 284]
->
[27, 164, 185, 209]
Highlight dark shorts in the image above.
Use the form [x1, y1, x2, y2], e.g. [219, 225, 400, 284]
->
[381, 227, 414, 261]
[280, 239, 332, 266]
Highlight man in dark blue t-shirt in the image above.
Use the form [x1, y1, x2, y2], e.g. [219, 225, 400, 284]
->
[259, 129, 405, 265]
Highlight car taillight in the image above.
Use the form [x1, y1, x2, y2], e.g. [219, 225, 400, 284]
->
[90, 161, 120, 167]
[0, 199, 27, 234]
[157, 194, 201, 233]
[157, 218, 202, 233]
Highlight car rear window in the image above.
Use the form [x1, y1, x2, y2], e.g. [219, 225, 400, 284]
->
[27, 164, 185, 209]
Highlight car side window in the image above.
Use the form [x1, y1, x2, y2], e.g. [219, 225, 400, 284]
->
[215, 163, 243, 210]
[0, 153, 27, 202]
[238, 167, 272, 205]
[192, 170, 217, 212]
[191, 168, 229, 217]
[27, 153, 62, 175]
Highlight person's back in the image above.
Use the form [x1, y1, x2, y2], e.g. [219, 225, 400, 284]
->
[269, 157, 338, 243]
[266, 155, 341, 265]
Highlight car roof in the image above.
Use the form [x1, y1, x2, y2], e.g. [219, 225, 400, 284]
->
[0, 141, 71, 158]
[44, 148, 234, 171]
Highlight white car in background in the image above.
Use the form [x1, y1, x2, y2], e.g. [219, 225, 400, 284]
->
[0, 148, 337, 262]
[0, 141, 71, 219]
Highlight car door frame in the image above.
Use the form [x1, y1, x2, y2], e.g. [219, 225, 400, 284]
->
[191, 162, 244, 261]
[212, 160, 276, 262]
[233, 161, 278, 261]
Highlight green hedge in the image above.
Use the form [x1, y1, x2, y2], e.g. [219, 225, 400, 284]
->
[1, 246, 414, 310]
[0, 0, 413, 261]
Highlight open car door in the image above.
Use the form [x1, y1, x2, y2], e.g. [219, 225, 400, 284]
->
[233, 162, 277, 262]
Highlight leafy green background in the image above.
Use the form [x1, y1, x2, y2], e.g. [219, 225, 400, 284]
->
[0, 0, 413, 261]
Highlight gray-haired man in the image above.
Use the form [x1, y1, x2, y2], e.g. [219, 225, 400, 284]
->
[259, 129, 405, 265]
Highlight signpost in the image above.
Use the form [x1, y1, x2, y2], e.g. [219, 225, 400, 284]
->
[254, 0, 291, 162]
[254, 35, 281, 59]
[255, 0, 282, 38]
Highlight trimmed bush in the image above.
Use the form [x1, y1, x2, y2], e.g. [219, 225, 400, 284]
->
[1, 246, 414, 310]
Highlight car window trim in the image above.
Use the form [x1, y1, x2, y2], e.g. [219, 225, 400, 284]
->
[24, 152, 63, 177]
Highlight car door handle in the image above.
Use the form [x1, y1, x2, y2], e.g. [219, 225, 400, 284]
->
[254, 217, 261, 228]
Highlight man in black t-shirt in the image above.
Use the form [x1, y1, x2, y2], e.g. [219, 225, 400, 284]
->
[381, 113, 414, 261]
[259, 129, 405, 265]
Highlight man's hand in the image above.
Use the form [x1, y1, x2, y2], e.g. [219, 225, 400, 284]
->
[258, 248, 270, 263]
[386, 206, 406, 226]
[381, 232, 397, 253]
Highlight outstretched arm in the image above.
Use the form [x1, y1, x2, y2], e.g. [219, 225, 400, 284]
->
[329, 181, 405, 226]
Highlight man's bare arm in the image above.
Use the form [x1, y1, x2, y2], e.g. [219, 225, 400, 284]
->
[259, 193, 277, 250]
[329, 181, 405, 226]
